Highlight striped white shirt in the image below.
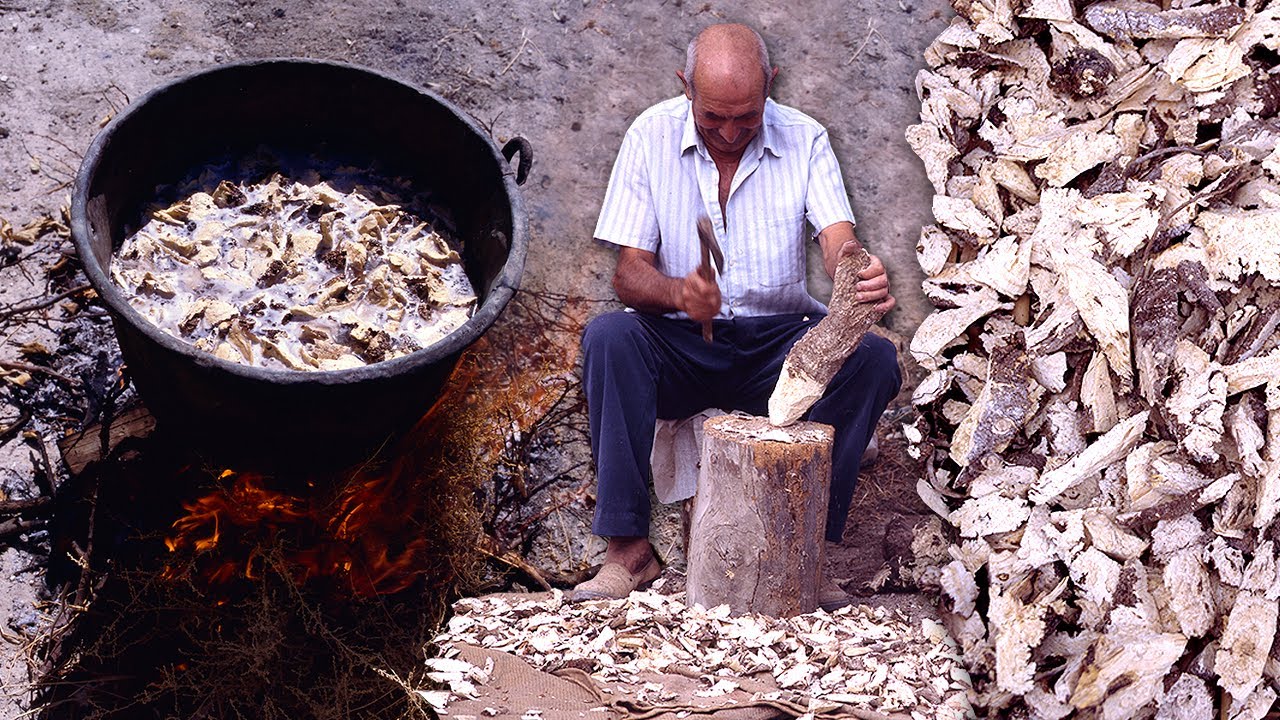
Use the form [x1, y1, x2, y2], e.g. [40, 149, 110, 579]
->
[594, 95, 856, 319]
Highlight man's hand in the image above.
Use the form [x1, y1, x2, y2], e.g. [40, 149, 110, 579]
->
[819, 222, 895, 315]
[680, 267, 721, 323]
[846, 244, 895, 315]
[613, 246, 722, 319]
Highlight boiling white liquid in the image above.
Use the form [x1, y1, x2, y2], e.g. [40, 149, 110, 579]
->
[111, 173, 477, 371]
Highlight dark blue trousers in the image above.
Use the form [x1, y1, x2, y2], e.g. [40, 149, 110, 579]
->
[582, 311, 902, 543]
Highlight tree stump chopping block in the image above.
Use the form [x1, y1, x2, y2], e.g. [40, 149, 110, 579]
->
[687, 415, 834, 617]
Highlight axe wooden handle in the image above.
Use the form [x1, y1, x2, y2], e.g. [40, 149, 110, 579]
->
[699, 244, 714, 343]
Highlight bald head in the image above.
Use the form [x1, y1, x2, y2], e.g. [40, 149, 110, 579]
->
[683, 24, 773, 99]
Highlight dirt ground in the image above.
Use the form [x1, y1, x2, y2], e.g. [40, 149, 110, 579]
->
[0, 0, 954, 716]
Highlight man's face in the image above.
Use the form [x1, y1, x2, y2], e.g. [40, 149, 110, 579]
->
[686, 70, 769, 159]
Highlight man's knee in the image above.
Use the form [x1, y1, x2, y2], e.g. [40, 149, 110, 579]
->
[815, 333, 900, 415]
[583, 311, 647, 355]
[829, 332, 900, 397]
[859, 333, 902, 394]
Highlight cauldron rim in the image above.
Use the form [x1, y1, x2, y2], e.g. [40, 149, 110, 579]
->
[71, 57, 527, 388]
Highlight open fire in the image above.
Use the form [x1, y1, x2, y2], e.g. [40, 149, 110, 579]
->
[160, 389, 468, 597]
[160, 294, 590, 600]
[21, 289, 589, 720]
[160, 360, 479, 597]
[163, 469, 440, 596]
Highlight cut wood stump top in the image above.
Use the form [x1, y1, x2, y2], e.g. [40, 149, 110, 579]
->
[704, 414, 833, 446]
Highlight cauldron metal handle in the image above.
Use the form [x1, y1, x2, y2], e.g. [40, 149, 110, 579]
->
[501, 137, 533, 186]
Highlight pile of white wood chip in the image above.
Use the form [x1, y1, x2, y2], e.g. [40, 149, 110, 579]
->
[426, 585, 973, 719]
[905, 0, 1280, 717]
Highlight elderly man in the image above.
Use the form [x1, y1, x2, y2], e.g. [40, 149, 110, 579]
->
[572, 23, 901, 609]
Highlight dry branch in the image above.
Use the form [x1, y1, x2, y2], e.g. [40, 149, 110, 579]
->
[0, 497, 51, 516]
[0, 284, 92, 321]
[0, 517, 45, 542]
[0, 360, 80, 388]
[0, 407, 31, 445]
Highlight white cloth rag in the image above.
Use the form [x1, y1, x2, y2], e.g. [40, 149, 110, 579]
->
[650, 409, 726, 503]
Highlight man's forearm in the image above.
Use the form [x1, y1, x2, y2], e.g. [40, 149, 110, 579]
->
[613, 252, 684, 315]
[817, 221, 858, 279]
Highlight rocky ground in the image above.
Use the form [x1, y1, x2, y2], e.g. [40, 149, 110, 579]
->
[0, 0, 953, 716]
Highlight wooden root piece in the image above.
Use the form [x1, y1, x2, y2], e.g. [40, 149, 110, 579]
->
[1070, 629, 1188, 718]
[1214, 542, 1279, 704]
[1083, 2, 1246, 41]
[686, 415, 833, 617]
[1029, 411, 1149, 505]
[1131, 268, 1179, 406]
[769, 245, 884, 426]
[949, 331, 1032, 469]
[1255, 383, 1280, 529]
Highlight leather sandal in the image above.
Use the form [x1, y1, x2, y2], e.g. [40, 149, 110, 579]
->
[818, 574, 852, 612]
[569, 555, 662, 602]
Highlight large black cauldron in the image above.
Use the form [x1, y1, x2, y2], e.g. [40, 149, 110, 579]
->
[72, 59, 529, 467]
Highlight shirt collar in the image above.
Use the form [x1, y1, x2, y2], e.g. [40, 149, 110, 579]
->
[680, 97, 783, 159]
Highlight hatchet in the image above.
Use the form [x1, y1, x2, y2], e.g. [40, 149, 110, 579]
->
[695, 215, 724, 343]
